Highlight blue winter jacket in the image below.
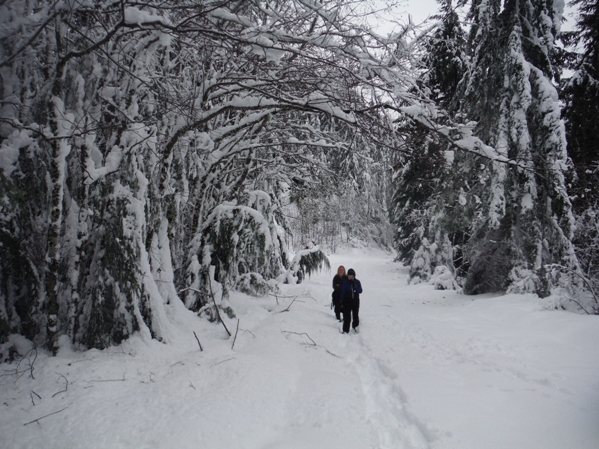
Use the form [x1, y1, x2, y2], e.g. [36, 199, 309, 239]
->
[340, 278, 362, 302]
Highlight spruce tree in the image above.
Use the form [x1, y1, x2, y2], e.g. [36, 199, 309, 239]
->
[560, 0, 599, 299]
[456, 0, 579, 298]
[561, 0, 599, 213]
[391, 0, 466, 280]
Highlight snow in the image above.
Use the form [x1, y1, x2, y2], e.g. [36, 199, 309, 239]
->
[124, 7, 168, 26]
[84, 143, 122, 184]
[0, 129, 33, 177]
[2, 246, 599, 449]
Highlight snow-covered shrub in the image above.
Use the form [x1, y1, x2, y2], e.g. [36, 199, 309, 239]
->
[572, 206, 599, 313]
[430, 265, 462, 291]
[235, 273, 279, 297]
[0, 334, 34, 363]
[506, 263, 597, 314]
[184, 190, 287, 310]
[506, 267, 540, 295]
[409, 236, 456, 285]
[545, 264, 596, 314]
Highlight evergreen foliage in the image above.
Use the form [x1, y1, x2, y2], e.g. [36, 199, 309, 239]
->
[391, 0, 466, 283]
[560, 0, 599, 202]
[390, 0, 593, 311]
[559, 0, 599, 307]
[446, 0, 579, 297]
[284, 246, 331, 284]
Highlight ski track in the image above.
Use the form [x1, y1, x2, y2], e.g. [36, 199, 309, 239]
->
[309, 250, 433, 449]
[343, 335, 431, 449]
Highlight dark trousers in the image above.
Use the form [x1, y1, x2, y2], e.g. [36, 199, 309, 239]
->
[342, 297, 360, 333]
[333, 292, 343, 319]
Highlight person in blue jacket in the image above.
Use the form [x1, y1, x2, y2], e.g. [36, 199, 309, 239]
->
[340, 268, 362, 333]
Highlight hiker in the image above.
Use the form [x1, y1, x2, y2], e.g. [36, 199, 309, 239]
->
[340, 268, 362, 334]
[332, 265, 346, 321]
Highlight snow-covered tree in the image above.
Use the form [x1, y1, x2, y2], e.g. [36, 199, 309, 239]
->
[391, 0, 466, 282]
[0, 0, 435, 352]
[561, 0, 599, 213]
[559, 0, 599, 304]
[454, 0, 581, 300]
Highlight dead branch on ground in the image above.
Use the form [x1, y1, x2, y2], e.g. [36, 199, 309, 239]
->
[193, 331, 203, 351]
[231, 319, 241, 350]
[52, 374, 68, 398]
[282, 330, 317, 346]
[24, 406, 69, 426]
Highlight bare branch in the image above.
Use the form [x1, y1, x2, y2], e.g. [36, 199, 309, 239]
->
[282, 330, 317, 346]
[231, 319, 241, 350]
[193, 331, 203, 352]
[24, 406, 69, 426]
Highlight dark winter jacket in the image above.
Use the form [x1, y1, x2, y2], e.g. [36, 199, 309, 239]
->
[332, 274, 345, 298]
[340, 277, 362, 303]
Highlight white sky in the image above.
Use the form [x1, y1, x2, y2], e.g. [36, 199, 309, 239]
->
[369, 0, 577, 34]
[404, 0, 440, 24]
[362, 0, 440, 37]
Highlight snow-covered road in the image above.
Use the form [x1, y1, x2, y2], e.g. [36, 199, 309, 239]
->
[2, 245, 598, 449]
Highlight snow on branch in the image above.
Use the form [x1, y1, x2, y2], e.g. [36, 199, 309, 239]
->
[281, 245, 331, 284]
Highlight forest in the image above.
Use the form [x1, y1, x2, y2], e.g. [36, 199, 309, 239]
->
[0, 0, 597, 356]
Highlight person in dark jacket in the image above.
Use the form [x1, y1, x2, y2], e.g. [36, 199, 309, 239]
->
[340, 268, 362, 333]
[332, 266, 346, 321]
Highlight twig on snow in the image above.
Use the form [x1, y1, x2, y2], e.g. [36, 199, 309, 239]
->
[325, 349, 341, 358]
[269, 292, 299, 306]
[24, 406, 69, 426]
[277, 296, 298, 313]
[30, 391, 41, 406]
[210, 357, 236, 367]
[16, 349, 37, 380]
[193, 331, 203, 352]
[242, 329, 256, 338]
[231, 319, 241, 350]
[282, 331, 317, 346]
[52, 374, 68, 398]
[182, 286, 231, 336]
[208, 281, 231, 337]
[87, 374, 125, 383]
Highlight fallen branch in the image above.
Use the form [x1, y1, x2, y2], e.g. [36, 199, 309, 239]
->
[87, 375, 125, 383]
[231, 319, 240, 350]
[30, 391, 41, 406]
[52, 374, 68, 398]
[193, 331, 203, 352]
[24, 406, 69, 426]
[325, 349, 341, 358]
[277, 296, 298, 313]
[210, 357, 236, 367]
[67, 358, 92, 366]
[209, 280, 231, 337]
[181, 286, 231, 336]
[16, 348, 37, 380]
[282, 331, 317, 346]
